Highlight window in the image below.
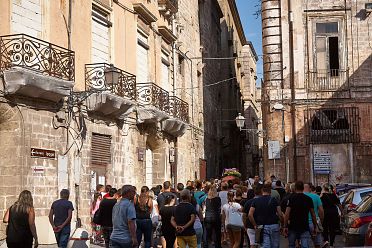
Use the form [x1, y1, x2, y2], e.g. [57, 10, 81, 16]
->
[91, 6, 111, 63]
[161, 49, 171, 92]
[306, 107, 360, 144]
[178, 55, 185, 77]
[137, 31, 149, 83]
[315, 22, 340, 73]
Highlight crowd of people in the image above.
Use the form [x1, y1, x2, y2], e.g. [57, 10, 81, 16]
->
[1, 175, 343, 248]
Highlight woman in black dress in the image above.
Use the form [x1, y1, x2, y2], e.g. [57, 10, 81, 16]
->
[3, 190, 38, 248]
[204, 185, 222, 248]
[321, 184, 342, 248]
[159, 194, 177, 248]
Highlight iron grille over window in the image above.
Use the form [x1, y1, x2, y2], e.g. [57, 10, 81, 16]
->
[91, 133, 112, 165]
[306, 107, 360, 144]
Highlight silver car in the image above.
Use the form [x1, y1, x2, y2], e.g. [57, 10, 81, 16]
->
[342, 187, 372, 215]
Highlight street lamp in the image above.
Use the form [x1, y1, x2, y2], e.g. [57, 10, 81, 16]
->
[235, 113, 246, 130]
[104, 64, 121, 86]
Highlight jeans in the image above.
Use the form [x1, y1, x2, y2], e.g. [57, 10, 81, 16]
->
[110, 239, 132, 248]
[55, 225, 71, 248]
[205, 221, 221, 248]
[103, 226, 113, 248]
[262, 224, 280, 248]
[195, 228, 203, 248]
[288, 230, 311, 248]
[136, 219, 152, 248]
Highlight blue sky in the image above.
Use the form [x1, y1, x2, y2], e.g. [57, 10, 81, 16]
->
[236, 0, 263, 85]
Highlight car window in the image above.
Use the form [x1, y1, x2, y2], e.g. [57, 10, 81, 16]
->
[344, 191, 354, 205]
[360, 191, 372, 200]
[356, 196, 372, 213]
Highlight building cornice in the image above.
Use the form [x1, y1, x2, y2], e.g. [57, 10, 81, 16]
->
[227, 0, 247, 45]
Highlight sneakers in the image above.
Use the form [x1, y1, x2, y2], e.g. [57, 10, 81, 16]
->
[322, 241, 329, 248]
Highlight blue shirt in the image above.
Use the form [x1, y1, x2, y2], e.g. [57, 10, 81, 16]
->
[110, 199, 136, 243]
[51, 199, 74, 226]
[304, 192, 322, 222]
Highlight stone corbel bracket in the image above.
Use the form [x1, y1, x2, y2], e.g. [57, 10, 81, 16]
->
[86, 92, 136, 120]
[2, 67, 74, 102]
[161, 118, 188, 137]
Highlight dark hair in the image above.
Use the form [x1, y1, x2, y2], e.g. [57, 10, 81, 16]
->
[109, 188, 117, 197]
[262, 183, 272, 193]
[310, 185, 316, 192]
[221, 182, 228, 190]
[315, 186, 322, 194]
[164, 194, 175, 205]
[276, 180, 282, 187]
[157, 185, 163, 190]
[60, 189, 70, 199]
[227, 191, 235, 202]
[194, 180, 202, 190]
[105, 185, 112, 193]
[96, 184, 104, 192]
[163, 181, 171, 190]
[116, 188, 122, 196]
[177, 183, 184, 191]
[121, 185, 134, 197]
[227, 180, 233, 189]
[295, 181, 304, 191]
[235, 188, 243, 197]
[151, 187, 160, 196]
[253, 184, 263, 196]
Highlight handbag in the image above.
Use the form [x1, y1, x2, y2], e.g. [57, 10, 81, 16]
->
[93, 208, 102, 225]
[155, 221, 162, 238]
[227, 204, 244, 228]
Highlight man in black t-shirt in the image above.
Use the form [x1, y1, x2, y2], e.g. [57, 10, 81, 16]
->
[248, 184, 283, 248]
[283, 181, 317, 248]
[243, 184, 262, 247]
[171, 189, 197, 248]
[157, 181, 177, 209]
[99, 188, 118, 248]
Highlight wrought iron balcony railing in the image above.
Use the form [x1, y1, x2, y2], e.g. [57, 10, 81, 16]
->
[308, 69, 348, 91]
[85, 63, 136, 100]
[137, 82, 170, 113]
[169, 96, 189, 123]
[158, 0, 178, 13]
[0, 34, 74, 81]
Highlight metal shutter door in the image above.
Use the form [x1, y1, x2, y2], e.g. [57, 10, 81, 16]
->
[91, 133, 112, 166]
[11, 0, 42, 37]
[92, 9, 110, 63]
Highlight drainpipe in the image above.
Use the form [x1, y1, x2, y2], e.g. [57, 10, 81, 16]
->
[172, 15, 177, 96]
[288, 0, 297, 180]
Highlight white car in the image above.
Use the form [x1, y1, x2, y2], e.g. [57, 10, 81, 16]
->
[342, 187, 372, 214]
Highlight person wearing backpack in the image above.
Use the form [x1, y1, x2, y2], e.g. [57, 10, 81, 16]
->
[134, 186, 153, 248]
[157, 181, 177, 209]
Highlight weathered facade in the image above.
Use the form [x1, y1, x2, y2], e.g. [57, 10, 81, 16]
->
[261, 0, 372, 184]
[199, 0, 256, 178]
[0, 0, 205, 243]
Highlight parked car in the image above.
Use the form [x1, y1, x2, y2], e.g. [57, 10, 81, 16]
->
[365, 221, 372, 246]
[343, 195, 372, 246]
[341, 187, 372, 214]
[336, 183, 371, 195]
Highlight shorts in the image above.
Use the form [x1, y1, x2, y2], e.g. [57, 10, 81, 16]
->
[226, 224, 242, 231]
[247, 228, 257, 245]
[309, 223, 322, 246]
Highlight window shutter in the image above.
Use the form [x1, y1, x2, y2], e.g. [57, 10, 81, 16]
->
[91, 133, 112, 166]
[316, 37, 327, 71]
[92, 7, 110, 63]
[137, 32, 149, 83]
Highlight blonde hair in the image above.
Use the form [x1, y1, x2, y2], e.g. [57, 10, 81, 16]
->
[208, 185, 218, 198]
[13, 190, 34, 214]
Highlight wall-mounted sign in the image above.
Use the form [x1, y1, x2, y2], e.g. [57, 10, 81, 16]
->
[137, 148, 145, 161]
[268, 140, 280, 159]
[31, 148, 56, 159]
[314, 152, 332, 174]
[169, 147, 175, 163]
[32, 166, 45, 174]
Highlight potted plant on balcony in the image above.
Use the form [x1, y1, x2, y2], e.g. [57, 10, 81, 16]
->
[222, 168, 241, 184]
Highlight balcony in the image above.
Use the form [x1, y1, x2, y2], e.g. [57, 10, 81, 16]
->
[85, 63, 137, 119]
[158, 0, 178, 14]
[0, 34, 74, 102]
[169, 96, 189, 123]
[137, 82, 170, 113]
[85, 63, 136, 100]
[308, 69, 348, 91]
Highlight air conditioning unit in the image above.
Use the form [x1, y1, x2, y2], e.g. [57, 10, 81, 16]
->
[366, 3, 372, 13]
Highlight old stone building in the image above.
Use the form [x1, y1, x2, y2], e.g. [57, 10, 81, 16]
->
[0, 0, 256, 244]
[261, 0, 372, 184]
[199, 0, 257, 178]
[0, 0, 204, 243]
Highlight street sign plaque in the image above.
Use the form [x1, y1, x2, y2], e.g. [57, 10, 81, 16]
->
[268, 140, 280, 159]
[313, 153, 331, 174]
[31, 148, 56, 159]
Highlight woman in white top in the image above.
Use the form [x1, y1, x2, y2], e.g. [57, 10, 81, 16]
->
[222, 191, 243, 248]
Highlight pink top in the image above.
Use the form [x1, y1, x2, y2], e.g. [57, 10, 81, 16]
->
[91, 199, 101, 215]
